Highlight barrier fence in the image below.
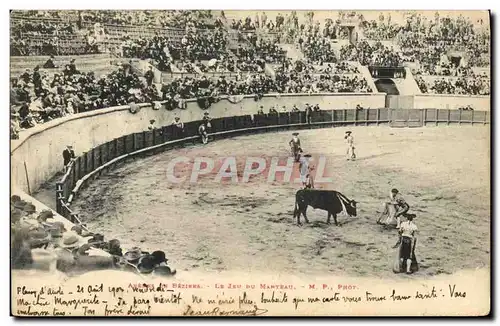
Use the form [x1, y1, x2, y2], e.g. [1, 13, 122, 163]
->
[55, 107, 489, 222]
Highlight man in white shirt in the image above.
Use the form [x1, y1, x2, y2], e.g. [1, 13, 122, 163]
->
[396, 213, 418, 274]
[345, 131, 355, 160]
[299, 154, 312, 188]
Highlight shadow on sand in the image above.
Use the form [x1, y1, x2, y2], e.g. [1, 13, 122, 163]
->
[352, 151, 398, 161]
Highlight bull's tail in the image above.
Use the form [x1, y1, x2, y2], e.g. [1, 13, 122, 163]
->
[293, 196, 299, 218]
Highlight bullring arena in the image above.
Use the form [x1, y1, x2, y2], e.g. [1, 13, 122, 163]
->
[68, 126, 490, 278]
[10, 10, 490, 284]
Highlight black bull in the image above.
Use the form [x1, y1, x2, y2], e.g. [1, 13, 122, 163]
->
[293, 190, 357, 226]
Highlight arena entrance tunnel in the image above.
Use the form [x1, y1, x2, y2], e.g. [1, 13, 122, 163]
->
[375, 79, 400, 95]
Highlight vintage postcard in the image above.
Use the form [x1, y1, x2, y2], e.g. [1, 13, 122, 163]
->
[10, 9, 491, 317]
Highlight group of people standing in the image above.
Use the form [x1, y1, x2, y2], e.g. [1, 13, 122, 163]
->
[289, 132, 315, 190]
[378, 188, 419, 275]
[289, 130, 418, 275]
[289, 130, 355, 190]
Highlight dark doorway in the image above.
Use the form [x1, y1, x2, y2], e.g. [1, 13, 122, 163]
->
[375, 79, 400, 95]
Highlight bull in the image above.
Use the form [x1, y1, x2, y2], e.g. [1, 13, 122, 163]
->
[293, 189, 357, 226]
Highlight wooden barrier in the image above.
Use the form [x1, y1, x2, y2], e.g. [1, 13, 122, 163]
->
[53, 108, 489, 222]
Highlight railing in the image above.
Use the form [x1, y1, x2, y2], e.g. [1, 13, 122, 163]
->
[54, 107, 489, 222]
[160, 71, 267, 82]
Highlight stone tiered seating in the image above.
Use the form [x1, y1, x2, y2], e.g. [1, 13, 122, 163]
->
[10, 53, 119, 79]
[102, 24, 186, 45]
[159, 71, 266, 83]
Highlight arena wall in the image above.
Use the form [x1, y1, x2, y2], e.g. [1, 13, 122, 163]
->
[192, 93, 386, 114]
[11, 93, 385, 193]
[413, 94, 490, 111]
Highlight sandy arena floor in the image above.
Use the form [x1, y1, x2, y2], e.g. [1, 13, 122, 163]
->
[71, 125, 490, 279]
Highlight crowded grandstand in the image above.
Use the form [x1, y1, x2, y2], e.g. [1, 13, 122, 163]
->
[10, 10, 490, 139]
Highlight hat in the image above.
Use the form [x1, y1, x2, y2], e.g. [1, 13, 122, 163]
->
[87, 233, 105, 243]
[391, 188, 399, 194]
[61, 232, 83, 249]
[137, 255, 156, 274]
[23, 204, 37, 214]
[75, 243, 91, 256]
[123, 247, 143, 264]
[151, 250, 167, 265]
[52, 221, 67, 232]
[149, 119, 156, 124]
[43, 217, 57, 224]
[108, 239, 121, 248]
[27, 228, 51, 248]
[153, 265, 176, 277]
[19, 218, 40, 230]
[404, 213, 416, 220]
[87, 233, 106, 249]
[37, 209, 54, 222]
[292, 132, 299, 136]
[345, 131, 352, 134]
[14, 200, 28, 210]
[71, 224, 83, 235]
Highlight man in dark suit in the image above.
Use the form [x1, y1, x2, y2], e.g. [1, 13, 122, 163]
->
[62, 145, 76, 171]
[68, 59, 79, 76]
[43, 55, 57, 69]
[33, 66, 42, 96]
[145, 66, 154, 87]
[305, 104, 313, 124]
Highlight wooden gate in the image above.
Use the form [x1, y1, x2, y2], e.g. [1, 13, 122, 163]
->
[389, 109, 423, 128]
[385, 95, 415, 109]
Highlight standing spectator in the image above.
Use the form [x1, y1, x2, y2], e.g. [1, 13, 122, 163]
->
[145, 66, 155, 87]
[62, 145, 75, 172]
[148, 119, 156, 131]
[32, 66, 41, 95]
[68, 59, 79, 76]
[172, 116, 184, 139]
[202, 111, 212, 129]
[305, 104, 313, 124]
[261, 12, 267, 28]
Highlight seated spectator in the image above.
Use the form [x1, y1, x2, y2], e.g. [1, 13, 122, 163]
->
[43, 55, 57, 69]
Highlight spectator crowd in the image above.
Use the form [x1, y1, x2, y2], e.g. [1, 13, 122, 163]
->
[10, 59, 158, 138]
[10, 10, 490, 139]
[11, 194, 176, 276]
[415, 76, 489, 95]
[341, 41, 403, 67]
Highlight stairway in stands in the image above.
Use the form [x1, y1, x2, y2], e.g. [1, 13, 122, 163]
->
[10, 53, 119, 79]
[280, 43, 304, 61]
[358, 64, 379, 93]
[329, 39, 351, 59]
[401, 67, 423, 95]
